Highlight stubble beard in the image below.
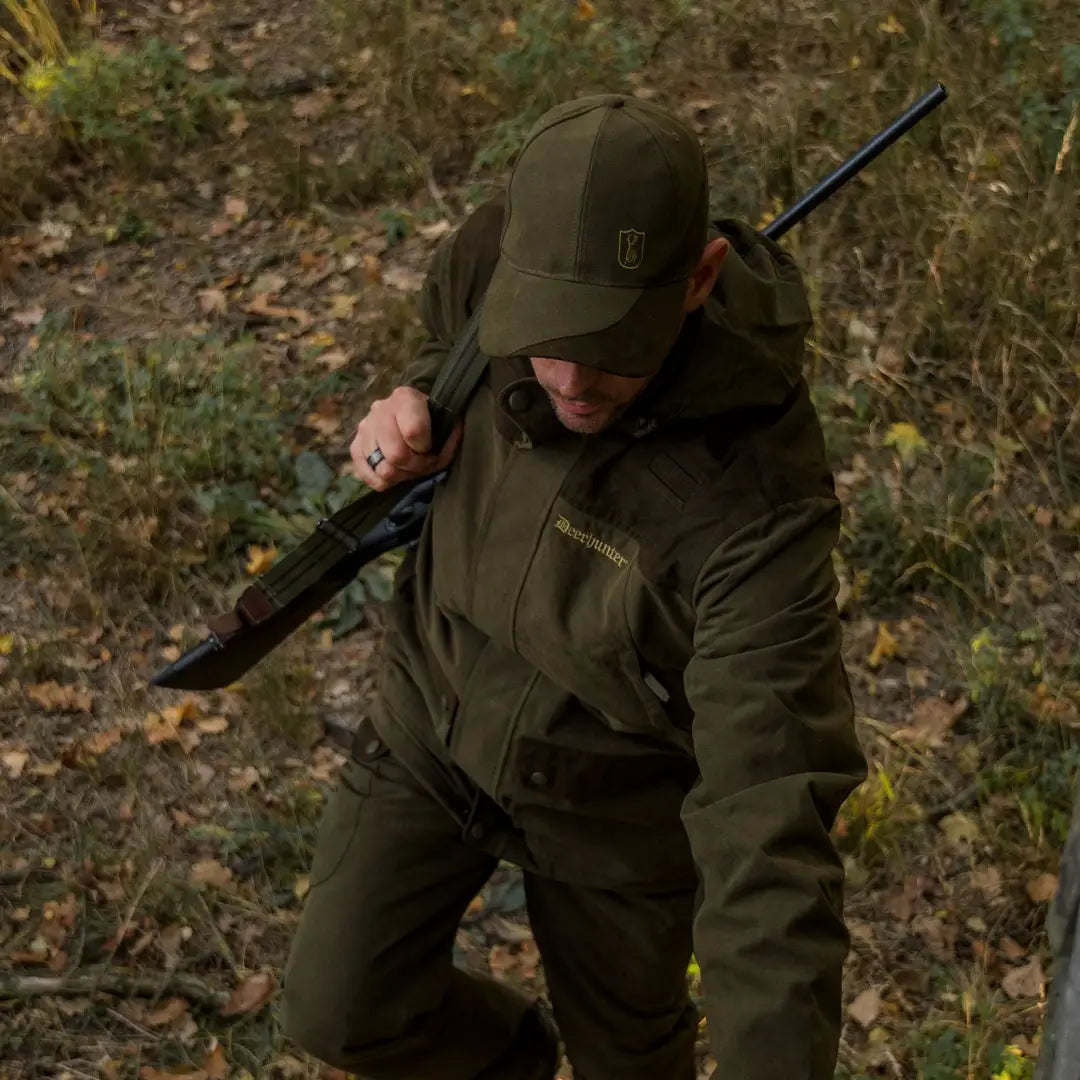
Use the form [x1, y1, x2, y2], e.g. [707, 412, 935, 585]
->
[546, 396, 623, 435]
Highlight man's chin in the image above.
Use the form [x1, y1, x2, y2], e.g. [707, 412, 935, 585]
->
[552, 403, 616, 434]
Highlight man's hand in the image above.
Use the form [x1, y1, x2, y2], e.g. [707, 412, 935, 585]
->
[350, 386, 463, 492]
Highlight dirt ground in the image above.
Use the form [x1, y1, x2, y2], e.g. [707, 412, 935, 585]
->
[2, 0, 1079, 1077]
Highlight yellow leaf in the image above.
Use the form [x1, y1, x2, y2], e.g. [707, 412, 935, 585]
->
[499, 18, 517, 35]
[294, 874, 310, 901]
[196, 716, 229, 734]
[883, 421, 928, 467]
[161, 698, 199, 727]
[0, 633, 15, 655]
[577, 0, 597, 19]
[868, 622, 898, 668]
[940, 811, 979, 847]
[245, 544, 277, 576]
[328, 293, 357, 320]
[308, 330, 336, 348]
[878, 14, 905, 33]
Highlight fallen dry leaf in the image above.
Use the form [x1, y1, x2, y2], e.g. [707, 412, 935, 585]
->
[847, 986, 882, 1029]
[244, 294, 313, 329]
[145, 997, 189, 1028]
[315, 347, 351, 371]
[158, 923, 193, 968]
[1026, 873, 1059, 903]
[224, 196, 248, 220]
[971, 866, 1002, 899]
[244, 544, 277, 576]
[202, 1043, 228, 1080]
[82, 727, 123, 756]
[2, 749, 29, 779]
[867, 622, 899, 668]
[227, 110, 249, 137]
[161, 699, 199, 726]
[96, 878, 126, 902]
[381, 265, 425, 293]
[488, 944, 517, 976]
[292, 94, 329, 120]
[418, 220, 452, 242]
[196, 716, 229, 734]
[912, 913, 955, 961]
[26, 681, 94, 713]
[516, 938, 540, 979]
[1001, 957, 1045, 1000]
[12, 307, 45, 327]
[189, 859, 233, 890]
[185, 47, 213, 72]
[144, 712, 182, 746]
[140, 1068, 207, 1080]
[220, 969, 276, 1016]
[1000, 935, 1027, 961]
[894, 696, 969, 747]
[251, 271, 287, 296]
[939, 811, 979, 847]
[227, 765, 260, 792]
[198, 288, 228, 315]
[328, 292, 357, 320]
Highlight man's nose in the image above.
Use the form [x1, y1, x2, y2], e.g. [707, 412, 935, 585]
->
[548, 360, 597, 398]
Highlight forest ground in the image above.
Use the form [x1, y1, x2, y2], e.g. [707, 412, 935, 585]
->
[1, 1, 1079, 1077]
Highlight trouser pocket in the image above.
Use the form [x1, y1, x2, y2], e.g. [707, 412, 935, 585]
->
[308, 719, 390, 889]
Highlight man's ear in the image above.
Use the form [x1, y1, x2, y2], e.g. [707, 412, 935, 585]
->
[683, 236, 730, 312]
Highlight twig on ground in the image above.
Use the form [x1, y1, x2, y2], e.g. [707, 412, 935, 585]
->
[101, 857, 163, 970]
[0, 968, 230, 1008]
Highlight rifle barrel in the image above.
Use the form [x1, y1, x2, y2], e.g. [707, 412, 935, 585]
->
[763, 83, 948, 241]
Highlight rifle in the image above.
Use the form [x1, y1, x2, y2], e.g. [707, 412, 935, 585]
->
[152, 83, 948, 692]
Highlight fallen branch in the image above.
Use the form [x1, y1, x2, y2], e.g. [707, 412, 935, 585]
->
[0, 968, 230, 1008]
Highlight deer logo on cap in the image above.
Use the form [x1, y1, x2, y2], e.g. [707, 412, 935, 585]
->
[617, 229, 645, 270]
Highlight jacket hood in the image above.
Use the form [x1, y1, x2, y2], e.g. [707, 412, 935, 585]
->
[636, 219, 813, 423]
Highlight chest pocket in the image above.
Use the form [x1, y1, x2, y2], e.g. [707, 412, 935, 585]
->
[512, 498, 662, 732]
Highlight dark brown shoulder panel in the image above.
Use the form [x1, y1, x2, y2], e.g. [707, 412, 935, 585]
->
[560, 381, 835, 601]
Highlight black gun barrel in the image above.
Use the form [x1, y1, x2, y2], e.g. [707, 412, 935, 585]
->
[763, 83, 948, 241]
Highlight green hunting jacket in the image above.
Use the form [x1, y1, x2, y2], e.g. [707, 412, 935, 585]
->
[372, 199, 866, 1079]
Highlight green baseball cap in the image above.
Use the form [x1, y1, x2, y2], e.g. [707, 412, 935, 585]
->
[478, 94, 709, 377]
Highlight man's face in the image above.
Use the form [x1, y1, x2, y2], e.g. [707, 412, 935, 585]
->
[529, 356, 654, 435]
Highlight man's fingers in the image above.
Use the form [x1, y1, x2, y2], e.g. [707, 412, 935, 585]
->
[350, 388, 460, 492]
[395, 392, 434, 455]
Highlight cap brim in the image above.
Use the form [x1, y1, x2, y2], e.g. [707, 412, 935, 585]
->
[478, 258, 688, 377]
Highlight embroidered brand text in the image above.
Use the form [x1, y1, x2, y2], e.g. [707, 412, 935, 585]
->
[554, 516, 630, 569]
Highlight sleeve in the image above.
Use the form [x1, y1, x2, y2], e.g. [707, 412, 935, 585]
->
[395, 196, 505, 395]
[681, 495, 866, 1079]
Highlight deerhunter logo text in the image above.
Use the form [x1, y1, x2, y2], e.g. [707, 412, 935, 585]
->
[553, 516, 631, 569]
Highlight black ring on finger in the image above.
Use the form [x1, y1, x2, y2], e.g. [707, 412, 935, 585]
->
[366, 447, 385, 470]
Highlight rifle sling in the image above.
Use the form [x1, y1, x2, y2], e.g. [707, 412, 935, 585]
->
[212, 306, 488, 637]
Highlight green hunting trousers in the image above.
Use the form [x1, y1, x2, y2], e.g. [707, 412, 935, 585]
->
[281, 721, 699, 1080]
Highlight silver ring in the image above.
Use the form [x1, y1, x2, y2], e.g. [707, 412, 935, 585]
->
[366, 446, 385, 470]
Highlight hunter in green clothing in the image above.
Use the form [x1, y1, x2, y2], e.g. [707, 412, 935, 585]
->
[282, 95, 866, 1080]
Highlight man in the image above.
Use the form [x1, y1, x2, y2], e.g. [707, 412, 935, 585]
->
[281, 94, 866, 1080]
